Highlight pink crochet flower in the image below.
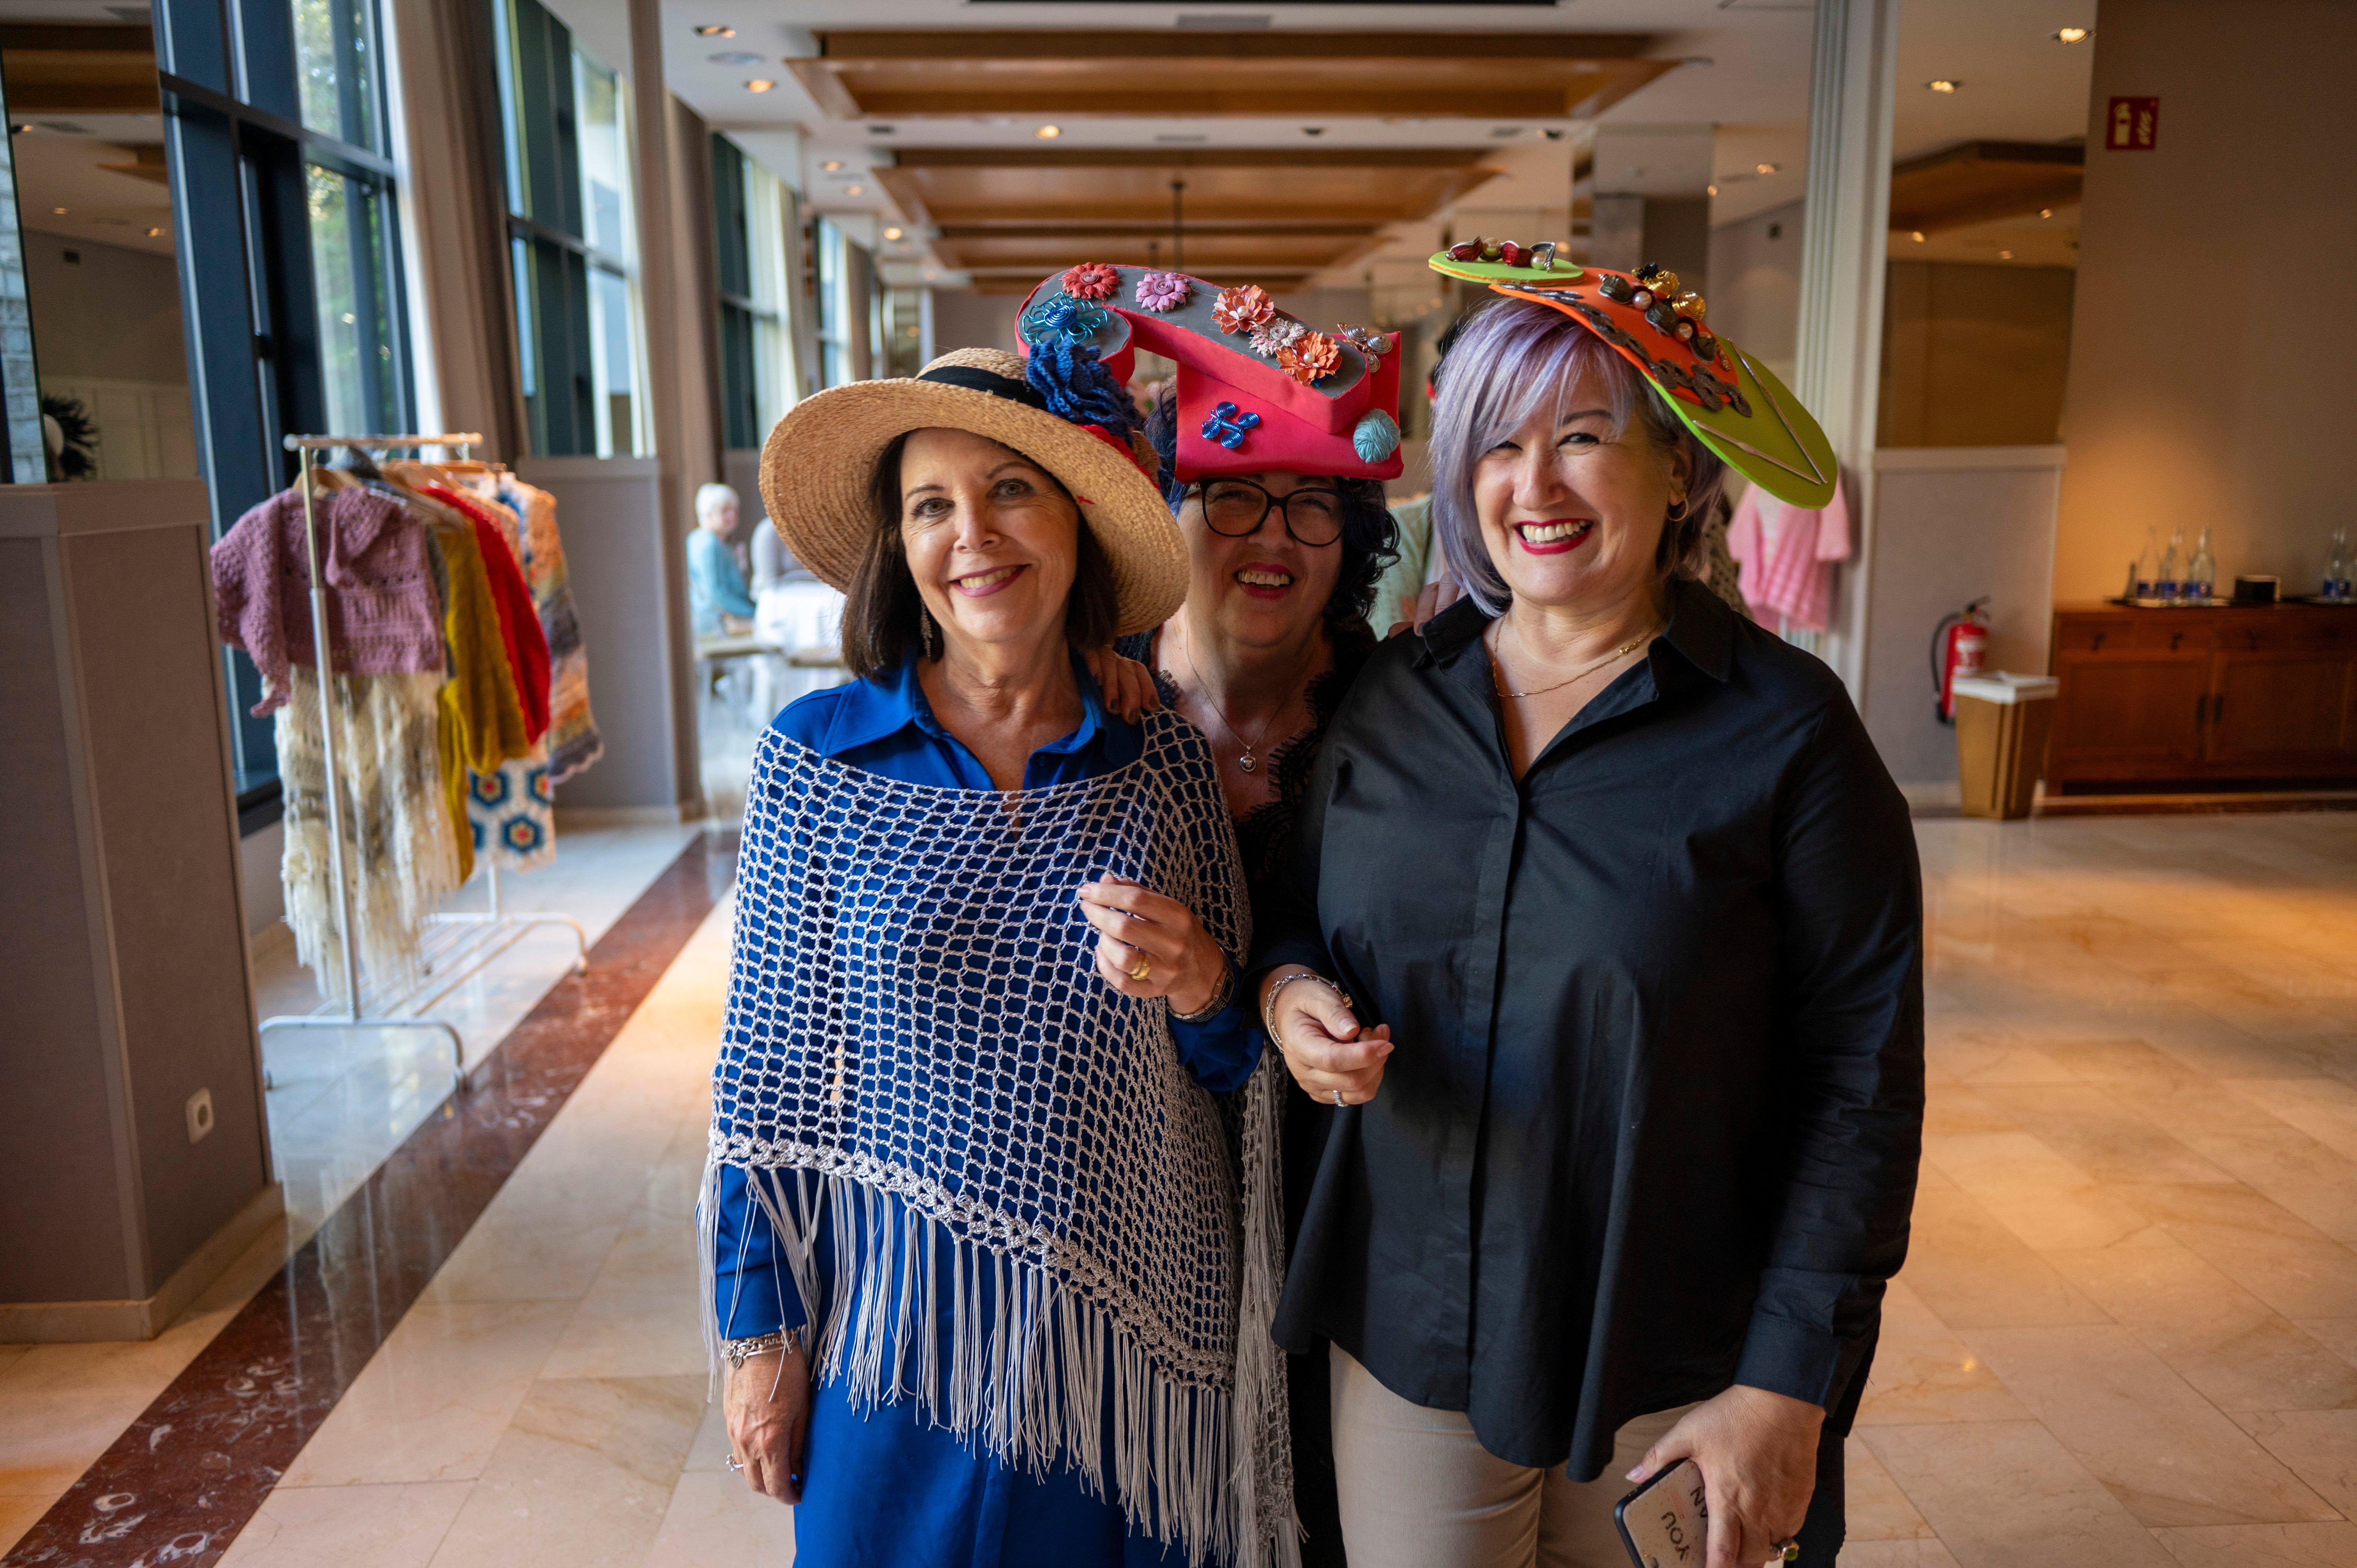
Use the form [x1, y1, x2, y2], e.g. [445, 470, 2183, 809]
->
[1212, 283, 1275, 335]
[1061, 262, 1122, 302]
[1134, 271, 1191, 312]
[1277, 332, 1342, 386]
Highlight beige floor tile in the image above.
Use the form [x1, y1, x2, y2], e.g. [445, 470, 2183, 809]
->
[2233, 1411, 2357, 1520]
[1962, 1326, 2338, 1528]
[588, 1218, 703, 1298]
[643, 1468, 797, 1567]
[0, 1306, 238, 1494]
[1922, 1130, 2157, 1251]
[538, 1289, 710, 1381]
[1846, 1437, 1936, 1541]
[2295, 1319, 2357, 1370]
[428, 1375, 705, 1568]
[418, 1216, 627, 1304]
[2118, 1185, 2357, 1321]
[1839, 1543, 1967, 1568]
[1857, 1281, 2032, 1427]
[683, 1395, 733, 1473]
[216, 1480, 472, 1568]
[2153, 1522, 2357, 1567]
[2232, 1081, 2357, 1163]
[2045, 1230, 2357, 1412]
[0, 1492, 58, 1556]
[1859, 1420, 2179, 1567]
[1977, 1084, 2242, 1187]
[282, 1300, 576, 1487]
[1897, 1183, 2113, 1330]
[1921, 1085, 2025, 1139]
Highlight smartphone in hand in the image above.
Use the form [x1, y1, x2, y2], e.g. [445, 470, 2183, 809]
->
[1614, 1457, 1708, 1568]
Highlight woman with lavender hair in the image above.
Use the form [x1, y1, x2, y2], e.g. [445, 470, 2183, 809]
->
[1251, 274, 1924, 1568]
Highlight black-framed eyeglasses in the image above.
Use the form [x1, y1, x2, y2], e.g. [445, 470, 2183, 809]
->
[1190, 479, 1348, 546]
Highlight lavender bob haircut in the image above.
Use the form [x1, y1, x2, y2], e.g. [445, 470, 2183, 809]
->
[1429, 297, 1728, 616]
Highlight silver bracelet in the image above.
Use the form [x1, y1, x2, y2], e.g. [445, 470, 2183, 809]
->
[1170, 958, 1237, 1024]
[722, 1325, 806, 1369]
[1262, 971, 1352, 1053]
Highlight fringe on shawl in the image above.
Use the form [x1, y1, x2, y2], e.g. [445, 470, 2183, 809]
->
[698, 1049, 1300, 1568]
[277, 667, 462, 1003]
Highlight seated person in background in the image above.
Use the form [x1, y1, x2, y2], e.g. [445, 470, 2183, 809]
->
[688, 482, 757, 636]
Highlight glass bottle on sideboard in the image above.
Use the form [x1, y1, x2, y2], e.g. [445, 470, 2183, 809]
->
[2158, 527, 2184, 603]
[2327, 526, 2351, 602]
[2135, 528, 2160, 600]
[2185, 528, 2215, 603]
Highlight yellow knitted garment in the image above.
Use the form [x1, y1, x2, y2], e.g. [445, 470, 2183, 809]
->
[436, 520, 530, 771]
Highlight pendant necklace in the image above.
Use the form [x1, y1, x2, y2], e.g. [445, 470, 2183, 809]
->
[1488, 615, 1661, 699]
[1179, 639, 1284, 774]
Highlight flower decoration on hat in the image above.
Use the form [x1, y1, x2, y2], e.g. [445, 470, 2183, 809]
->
[1134, 271, 1191, 313]
[1247, 316, 1308, 360]
[1595, 264, 1721, 364]
[1021, 291, 1111, 348]
[1060, 262, 1122, 302]
[1276, 331, 1341, 387]
[1212, 283, 1276, 336]
[1201, 401, 1261, 451]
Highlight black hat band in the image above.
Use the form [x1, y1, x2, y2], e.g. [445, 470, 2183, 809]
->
[918, 364, 1050, 412]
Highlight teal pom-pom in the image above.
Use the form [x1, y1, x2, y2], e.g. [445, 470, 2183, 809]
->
[1353, 410, 1401, 464]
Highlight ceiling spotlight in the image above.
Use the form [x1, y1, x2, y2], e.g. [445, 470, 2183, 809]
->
[1707, 183, 1718, 196]
[51, 205, 65, 214]
[2054, 26, 2091, 43]
[844, 184, 866, 196]
[1542, 127, 1564, 141]
[2000, 249, 2014, 259]
[2039, 207, 2053, 219]
[745, 78, 774, 92]
[882, 225, 904, 241]
[1755, 162, 1780, 175]
[147, 226, 163, 237]
[693, 23, 733, 35]
[1911, 230, 1926, 242]
[1301, 126, 1325, 136]
[1926, 79, 1961, 93]
[1034, 124, 1061, 139]
[820, 159, 843, 172]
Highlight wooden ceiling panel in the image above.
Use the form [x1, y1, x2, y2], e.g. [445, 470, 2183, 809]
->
[1889, 141, 2084, 235]
[932, 230, 1378, 276]
[0, 25, 157, 115]
[790, 31, 1673, 120]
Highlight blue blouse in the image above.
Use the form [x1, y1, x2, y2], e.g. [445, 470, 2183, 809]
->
[710, 653, 1258, 1568]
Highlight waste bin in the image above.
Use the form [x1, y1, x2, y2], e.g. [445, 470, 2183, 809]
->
[1953, 673, 2059, 819]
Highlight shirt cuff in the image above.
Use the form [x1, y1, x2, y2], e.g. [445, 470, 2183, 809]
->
[716, 1263, 806, 1339]
[1734, 1309, 1846, 1409]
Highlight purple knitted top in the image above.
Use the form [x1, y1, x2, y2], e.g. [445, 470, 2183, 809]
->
[212, 486, 444, 715]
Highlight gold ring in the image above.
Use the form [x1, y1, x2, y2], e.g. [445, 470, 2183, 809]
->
[1129, 954, 1152, 981]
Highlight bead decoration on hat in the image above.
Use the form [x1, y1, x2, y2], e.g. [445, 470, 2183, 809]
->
[1201, 401, 1260, 451]
[1595, 264, 1721, 366]
[1133, 270, 1191, 312]
[1445, 237, 1560, 271]
[1335, 325, 1389, 361]
[1211, 283, 1276, 335]
[1060, 261, 1122, 302]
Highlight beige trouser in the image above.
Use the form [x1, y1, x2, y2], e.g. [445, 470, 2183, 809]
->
[1329, 1344, 1695, 1568]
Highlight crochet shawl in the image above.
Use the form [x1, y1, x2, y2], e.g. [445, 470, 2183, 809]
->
[703, 712, 1296, 1567]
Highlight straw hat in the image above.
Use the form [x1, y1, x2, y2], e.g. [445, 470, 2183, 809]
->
[758, 348, 1187, 636]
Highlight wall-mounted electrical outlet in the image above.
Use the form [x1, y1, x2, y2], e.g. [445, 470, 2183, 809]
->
[185, 1086, 215, 1144]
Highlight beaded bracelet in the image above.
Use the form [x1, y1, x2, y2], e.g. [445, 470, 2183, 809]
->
[722, 1325, 807, 1370]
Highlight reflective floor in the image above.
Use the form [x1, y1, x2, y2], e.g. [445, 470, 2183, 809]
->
[4, 810, 2356, 1566]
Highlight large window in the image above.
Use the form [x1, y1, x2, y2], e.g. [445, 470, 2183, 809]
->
[811, 217, 879, 390]
[157, 0, 413, 773]
[710, 135, 798, 449]
[493, 0, 645, 458]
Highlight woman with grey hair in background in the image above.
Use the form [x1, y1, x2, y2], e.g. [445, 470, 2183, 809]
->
[1251, 264, 1925, 1568]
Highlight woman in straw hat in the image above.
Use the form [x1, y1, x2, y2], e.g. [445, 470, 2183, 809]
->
[700, 344, 1296, 1568]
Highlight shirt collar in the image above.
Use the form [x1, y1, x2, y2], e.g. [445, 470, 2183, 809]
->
[815, 648, 1116, 756]
[1417, 576, 1734, 685]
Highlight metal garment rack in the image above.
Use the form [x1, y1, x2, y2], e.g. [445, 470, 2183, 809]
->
[255, 433, 588, 1090]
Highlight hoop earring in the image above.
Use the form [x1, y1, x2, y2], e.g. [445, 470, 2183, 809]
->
[1665, 497, 1689, 524]
[919, 605, 938, 660]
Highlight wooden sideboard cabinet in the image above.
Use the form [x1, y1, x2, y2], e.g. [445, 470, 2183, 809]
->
[2045, 604, 2357, 791]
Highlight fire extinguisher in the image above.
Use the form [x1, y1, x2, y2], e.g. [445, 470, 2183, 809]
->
[1931, 597, 1991, 724]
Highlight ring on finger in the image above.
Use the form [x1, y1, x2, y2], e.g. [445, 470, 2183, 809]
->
[1330, 1089, 1345, 1107]
[1129, 953, 1152, 981]
[726, 1455, 745, 1473]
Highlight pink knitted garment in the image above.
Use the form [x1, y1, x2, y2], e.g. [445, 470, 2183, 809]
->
[212, 486, 445, 715]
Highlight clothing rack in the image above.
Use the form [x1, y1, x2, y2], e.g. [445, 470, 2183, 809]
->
[254, 433, 588, 1090]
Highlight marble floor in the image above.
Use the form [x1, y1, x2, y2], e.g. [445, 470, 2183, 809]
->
[6, 810, 2357, 1566]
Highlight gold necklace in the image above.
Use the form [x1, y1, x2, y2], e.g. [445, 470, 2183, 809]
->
[1488, 616, 1660, 699]
[1178, 639, 1286, 774]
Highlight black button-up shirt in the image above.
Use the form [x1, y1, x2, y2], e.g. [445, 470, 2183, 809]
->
[1262, 579, 1924, 1477]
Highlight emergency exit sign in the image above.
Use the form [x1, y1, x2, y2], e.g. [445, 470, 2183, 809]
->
[2106, 97, 2160, 150]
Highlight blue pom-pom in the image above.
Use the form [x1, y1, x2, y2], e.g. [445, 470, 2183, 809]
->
[1353, 410, 1401, 464]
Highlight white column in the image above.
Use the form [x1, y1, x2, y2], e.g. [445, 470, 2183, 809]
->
[1793, 0, 1900, 697]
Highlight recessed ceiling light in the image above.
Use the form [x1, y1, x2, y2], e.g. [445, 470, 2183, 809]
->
[1926, 79, 1961, 93]
[1755, 162, 1780, 175]
[708, 50, 760, 65]
[882, 225, 904, 240]
[2039, 208, 2053, 219]
[146, 226, 163, 237]
[1707, 184, 1718, 196]
[844, 184, 866, 196]
[1542, 128, 1564, 141]
[51, 206, 65, 214]
[2054, 27, 2091, 43]
[2000, 249, 2014, 259]
[820, 160, 843, 172]
[744, 78, 774, 92]
[868, 125, 894, 135]
[1301, 126, 1325, 137]
[693, 23, 733, 35]
[1034, 124, 1061, 139]
[1489, 126, 1521, 139]
[1911, 230, 1926, 242]
[922, 269, 938, 281]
